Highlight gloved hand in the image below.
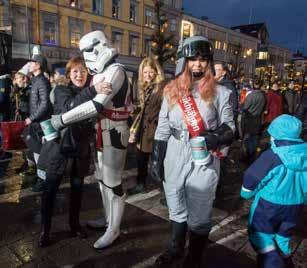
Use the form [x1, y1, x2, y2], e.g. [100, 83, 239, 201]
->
[51, 114, 65, 130]
[201, 131, 219, 150]
[201, 123, 234, 150]
[149, 140, 168, 183]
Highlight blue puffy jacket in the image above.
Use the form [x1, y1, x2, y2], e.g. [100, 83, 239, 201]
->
[241, 115, 307, 205]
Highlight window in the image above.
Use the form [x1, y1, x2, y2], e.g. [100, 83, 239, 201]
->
[243, 48, 247, 58]
[129, 0, 137, 23]
[69, 17, 83, 47]
[12, 5, 32, 43]
[111, 31, 122, 53]
[129, 35, 138, 56]
[170, 19, 177, 32]
[144, 38, 152, 57]
[197, 26, 206, 37]
[43, 0, 57, 3]
[91, 22, 104, 32]
[112, 0, 120, 19]
[258, 51, 268, 60]
[145, 8, 154, 28]
[170, 0, 176, 8]
[92, 0, 102, 15]
[182, 22, 192, 39]
[247, 48, 253, 56]
[223, 42, 227, 51]
[41, 12, 59, 46]
[69, 0, 81, 8]
[215, 40, 221, 50]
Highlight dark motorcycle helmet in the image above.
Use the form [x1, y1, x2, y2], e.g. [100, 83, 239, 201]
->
[175, 36, 214, 77]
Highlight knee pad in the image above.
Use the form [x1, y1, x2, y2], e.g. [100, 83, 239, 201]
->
[112, 184, 124, 197]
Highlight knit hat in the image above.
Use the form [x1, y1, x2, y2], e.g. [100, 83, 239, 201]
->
[268, 114, 303, 142]
[30, 54, 48, 71]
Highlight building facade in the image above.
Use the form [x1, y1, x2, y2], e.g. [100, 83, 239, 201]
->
[0, 1, 293, 80]
[180, 17, 292, 80]
[231, 23, 292, 80]
[0, 0, 182, 73]
[181, 14, 259, 79]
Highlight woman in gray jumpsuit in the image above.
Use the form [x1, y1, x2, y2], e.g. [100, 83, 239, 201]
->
[150, 36, 235, 267]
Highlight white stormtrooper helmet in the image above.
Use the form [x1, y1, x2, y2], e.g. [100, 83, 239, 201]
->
[79, 31, 117, 74]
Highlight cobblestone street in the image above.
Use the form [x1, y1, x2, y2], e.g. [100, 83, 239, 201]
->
[0, 142, 306, 267]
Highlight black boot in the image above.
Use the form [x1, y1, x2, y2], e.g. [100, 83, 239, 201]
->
[183, 231, 209, 268]
[69, 177, 87, 239]
[39, 174, 62, 247]
[127, 150, 149, 195]
[155, 221, 187, 266]
[39, 189, 55, 247]
[127, 174, 146, 195]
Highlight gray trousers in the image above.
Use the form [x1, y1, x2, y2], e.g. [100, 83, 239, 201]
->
[163, 136, 220, 235]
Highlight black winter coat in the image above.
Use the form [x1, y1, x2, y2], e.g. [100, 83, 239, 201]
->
[38, 83, 97, 178]
[29, 73, 52, 122]
[241, 90, 266, 135]
[283, 89, 301, 115]
[0, 76, 11, 121]
[219, 76, 239, 118]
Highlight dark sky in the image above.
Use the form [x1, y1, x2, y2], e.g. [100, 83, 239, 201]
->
[183, 0, 307, 54]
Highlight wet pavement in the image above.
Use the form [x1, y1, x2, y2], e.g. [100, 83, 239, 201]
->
[0, 142, 306, 267]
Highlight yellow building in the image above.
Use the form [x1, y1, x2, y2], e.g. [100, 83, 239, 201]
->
[2, 0, 182, 71]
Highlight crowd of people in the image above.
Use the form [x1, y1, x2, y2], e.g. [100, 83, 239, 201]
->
[0, 31, 306, 268]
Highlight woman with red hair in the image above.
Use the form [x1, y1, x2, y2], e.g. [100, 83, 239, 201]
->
[150, 36, 235, 267]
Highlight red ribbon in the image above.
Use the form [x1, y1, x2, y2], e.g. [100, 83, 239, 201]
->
[178, 95, 225, 159]
[178, 95, 206, 137]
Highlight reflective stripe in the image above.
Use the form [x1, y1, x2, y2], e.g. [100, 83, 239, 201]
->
[242, 186, 253, 192]
[258, 245, 276, 254]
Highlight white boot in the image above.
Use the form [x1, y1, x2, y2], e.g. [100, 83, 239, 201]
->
[87, 182, 109, 229]
[93, 189, 126, 249]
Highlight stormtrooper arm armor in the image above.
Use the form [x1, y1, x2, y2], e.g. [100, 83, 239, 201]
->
[51, 94, 108, 130]
[51, 65, 126, 130]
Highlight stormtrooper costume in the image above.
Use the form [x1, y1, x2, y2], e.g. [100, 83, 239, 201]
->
[51, 31, 130, 249]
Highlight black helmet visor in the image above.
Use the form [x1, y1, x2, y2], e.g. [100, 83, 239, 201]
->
[179, 40, 213, 59]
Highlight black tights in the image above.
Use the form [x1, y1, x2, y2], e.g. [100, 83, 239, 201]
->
[136, 149, 150, 185]
[41, 174, 84, 233]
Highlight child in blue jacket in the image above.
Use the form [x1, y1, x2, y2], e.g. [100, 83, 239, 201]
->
[241, 114, 307, 268]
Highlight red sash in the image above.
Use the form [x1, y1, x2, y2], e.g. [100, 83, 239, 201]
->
[178, 95, 225, 159]
[178, 95, 205, 137]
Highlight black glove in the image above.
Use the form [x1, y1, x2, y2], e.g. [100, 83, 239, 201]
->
[201, 123, 234, 150]
[149, 140, 168, 183]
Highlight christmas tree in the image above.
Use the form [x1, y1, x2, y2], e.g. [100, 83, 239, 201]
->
[151, 0, 176, 66]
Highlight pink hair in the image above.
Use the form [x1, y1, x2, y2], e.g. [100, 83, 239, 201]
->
[164, 63, 216, 108]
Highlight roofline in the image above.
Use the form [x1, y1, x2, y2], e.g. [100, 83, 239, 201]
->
[182, 14, 292, 52]
[230, 22, 266, 29]
[182, 13, 260, 42]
